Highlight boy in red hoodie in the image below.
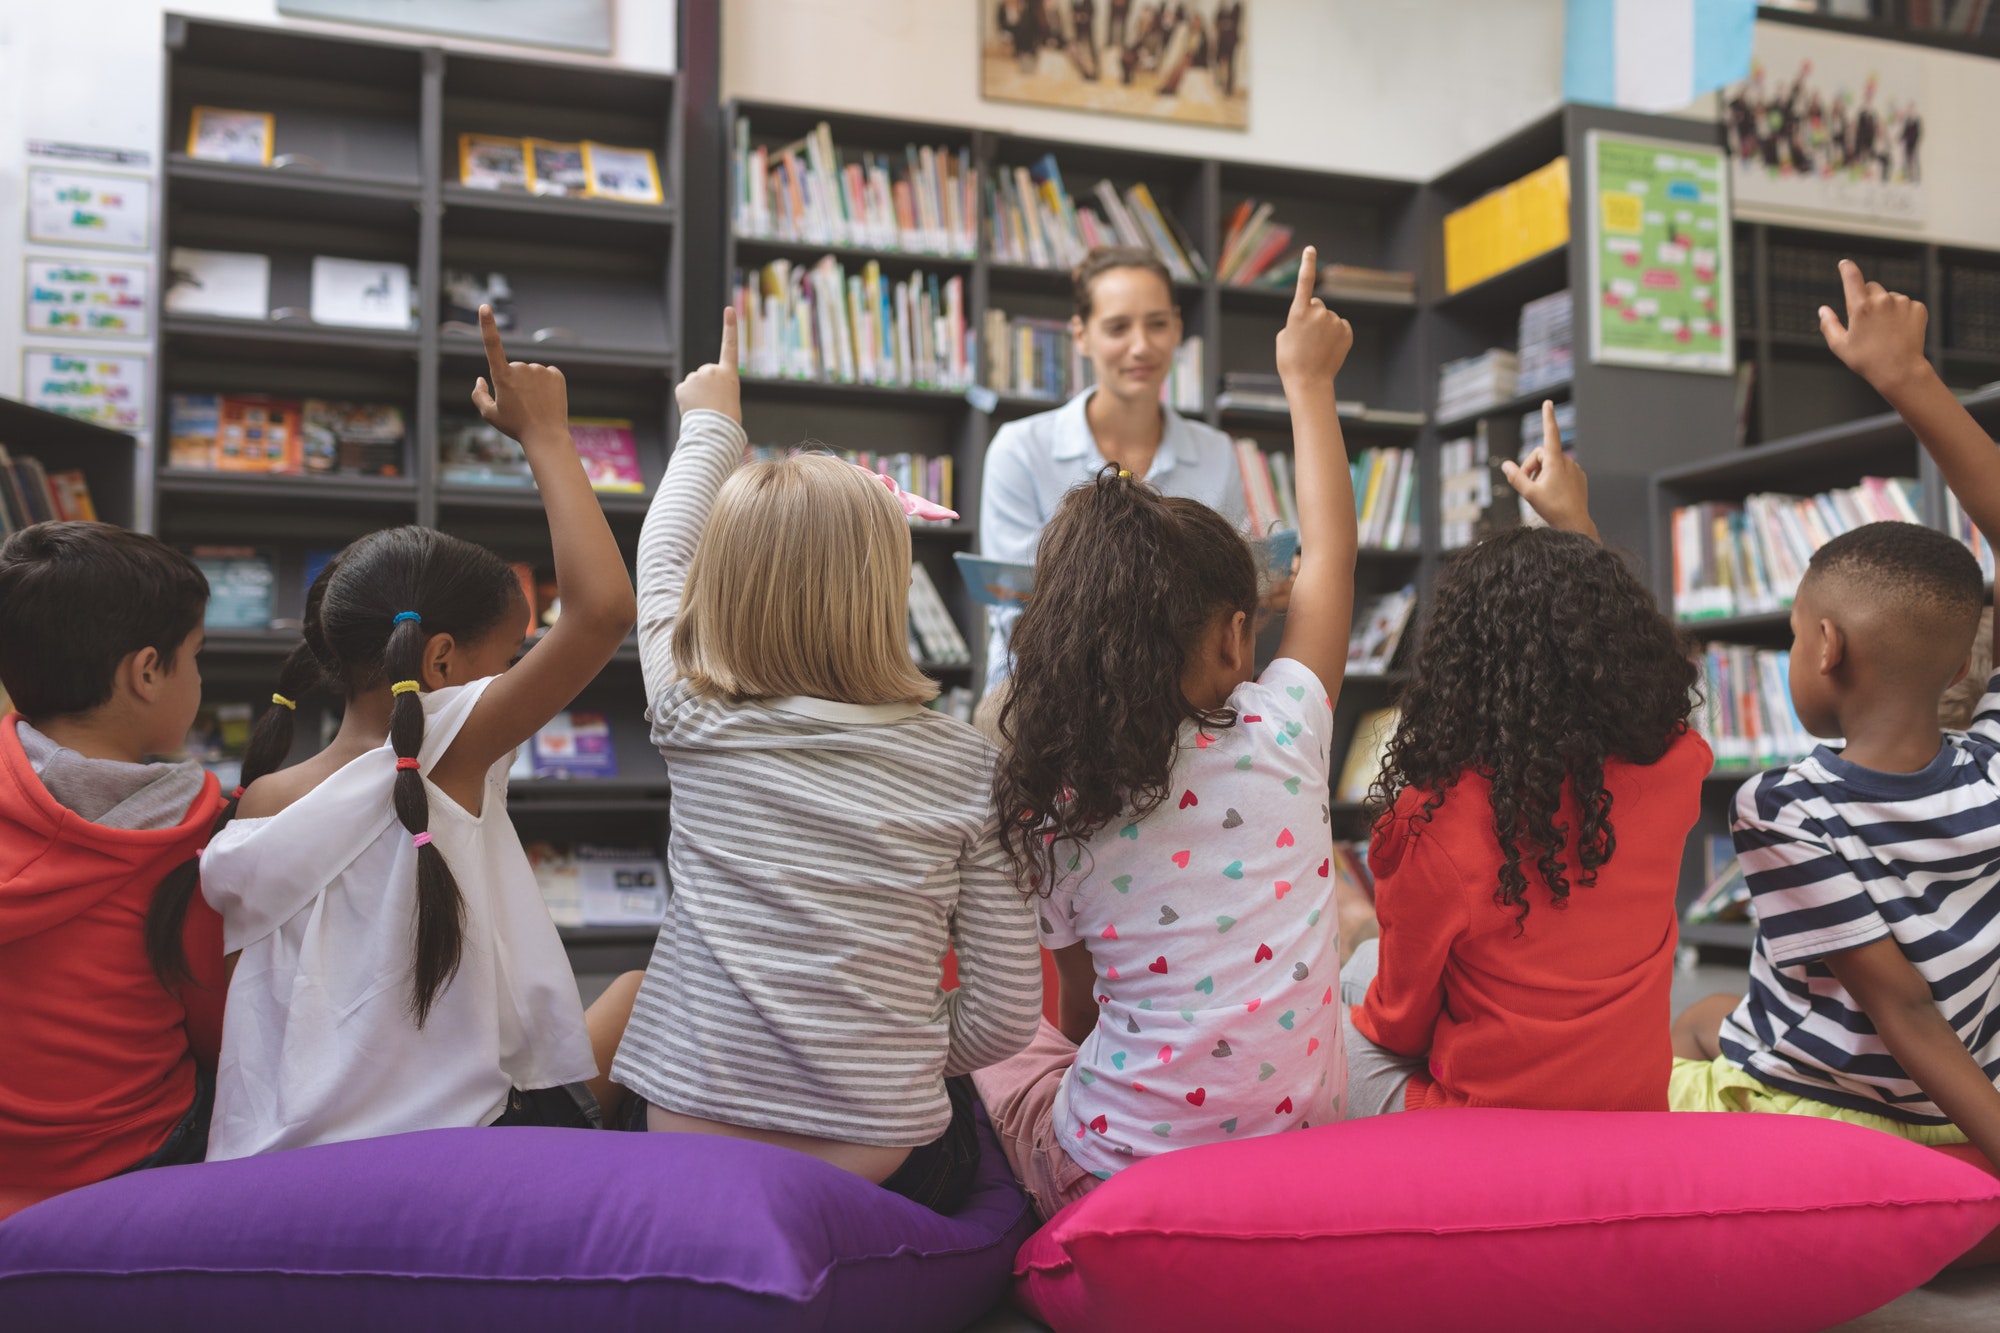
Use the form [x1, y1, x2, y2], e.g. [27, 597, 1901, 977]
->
[0, 521, 225, 1215]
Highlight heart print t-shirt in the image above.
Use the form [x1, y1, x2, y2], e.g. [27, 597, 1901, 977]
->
[1039, 656, 1346, 1180]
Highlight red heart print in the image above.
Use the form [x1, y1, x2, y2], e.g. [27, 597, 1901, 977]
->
[1323, 987, 1333, 1005]
[1275, 1097, 1293, 1115]
[1317, 858, 1330, 878]
[1133, 1081, 1146, 1091]
[1243, 714, 1262, 723]
[1254, 943, 1274, 963]
[1246, 998, 1261, 1012]
[1101, 925, 1118, 940]
[1178, 789, 1199, 810]
[1089, 1115, 1108, 1134]
[1274, 881, 1291, 900]
[1157, 1045, 1173, 1064]
[1106, 966, 1120, 980]
[1276, 828, 1295, 848]
[1171, 850, 1191, 868]
[1307, 1037, 1320, 1055]
[1149, 956, 1169, 974]
[1195, 732, 1214, 749]
[1097, 994, 1111, 1004]
[1186, 1088, 1206, 1107]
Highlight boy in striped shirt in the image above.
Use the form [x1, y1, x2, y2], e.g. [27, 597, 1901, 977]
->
[1671, 260, 2000, 1176]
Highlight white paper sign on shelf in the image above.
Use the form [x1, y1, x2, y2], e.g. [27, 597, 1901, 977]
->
[27, 170, 152, 249]
[310, 256, 413, 329]
[165, 248, 271, 320]
[22, 350, 150, 432]
[25, 258, 151, 338]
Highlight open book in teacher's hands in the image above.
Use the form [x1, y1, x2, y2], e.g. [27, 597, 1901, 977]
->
[953, 531, 1300, 610]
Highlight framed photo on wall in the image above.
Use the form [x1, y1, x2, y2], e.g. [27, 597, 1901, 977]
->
[981, 0, 1249, 129]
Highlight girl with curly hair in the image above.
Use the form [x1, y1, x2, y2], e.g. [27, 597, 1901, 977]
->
[973, 250, 1359, 1222]
[1341, 402, 1710, 1119]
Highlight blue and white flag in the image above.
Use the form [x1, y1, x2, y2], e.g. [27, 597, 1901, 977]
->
[1565, 0, 1756, 113]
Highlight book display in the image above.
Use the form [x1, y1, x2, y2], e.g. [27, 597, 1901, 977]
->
[0, 442, 99, 533]
[748, 444, 954, 521]
[1692, 642, 1814, 775]
[733, 117, 976, 257]
[985, 152, 1206, 282]
[982, 310, 1086, 402]
[731, 257, 971, 389]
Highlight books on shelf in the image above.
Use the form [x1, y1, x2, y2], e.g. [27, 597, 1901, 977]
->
[527, 842, 668, 930]
[1946, 263, 2000, 355]
[1516, 289, 1573, 396]
[528, 711, 617, 779]
[572, 419, 644, 493]
[927, 687, 975, 724]
[0, 445, 96, 534]
[456, 134, 660, 204]
[1947, 491, 1997, 581]
[1670, 477, 1921, 622]
[191, 546, 275, 630]
[1215, 200, 1295, 288]
[1514, 400, 1575, 528]
[732, 257, 970, 390]
[1436, 349, 1518, 423]
[1442, 156, 1570, 294]
[750, 444, 953, 524]
[1234, 439, 1292, 537]
[907, 563, 971, 666]
[1438, 425, 1504, 550]
[309, 256, 412, 331]
[300, 401, 405, 477]
[1353, 446, 1420, 550]
[986, 154, 1207, 282]
[1350, 585, 1417, 675]
[982, 308, 1087, 402]
[1319, 265, 1417, 305]
[1684, 834, 1753, 927]
[1336, 707, 1400, 804]
[733, 118, 976, 257]
[1693, 641, 1816, 771]
[1768, 241, 1923, 340]
[170, 393, 406, 477]
[440, 419, 532, 487]
[1215, 371, 1289, 415]
[1163, 336, 1204, 415]
[184, 702, 253, 790]
[164, 248, 270, 320]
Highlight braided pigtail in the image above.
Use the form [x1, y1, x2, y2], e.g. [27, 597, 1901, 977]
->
[385, 613, 465, 1026]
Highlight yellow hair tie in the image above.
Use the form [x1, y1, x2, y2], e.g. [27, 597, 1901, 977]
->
[1117, 468, 1132, 479]
[270, 693, 296, 710]
[390, 679, 421, 696]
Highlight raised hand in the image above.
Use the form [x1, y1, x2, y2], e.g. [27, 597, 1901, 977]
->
[1820, 258, 1931, 395]
[1274, 246, 1353, 388]
[471, 304, 570, 446]
[675, 308, 742, 423]
[1501, 400, 1598, 541]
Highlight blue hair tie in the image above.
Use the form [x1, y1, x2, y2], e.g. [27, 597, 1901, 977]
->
[393, 611, 421, 625]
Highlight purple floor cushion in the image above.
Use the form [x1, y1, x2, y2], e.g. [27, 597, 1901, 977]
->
[0, 1108, 1034, 1333]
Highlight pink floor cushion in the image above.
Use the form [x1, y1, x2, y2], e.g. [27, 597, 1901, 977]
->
[0, 1110, 1034, 1332]
[1015, 1109, 2000, 1333]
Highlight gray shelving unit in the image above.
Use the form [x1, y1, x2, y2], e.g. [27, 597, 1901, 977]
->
[0, 396, 140, 529]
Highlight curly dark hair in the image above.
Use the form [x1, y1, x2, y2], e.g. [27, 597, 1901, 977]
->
[1370, 526, 1697, 928]
[994, 468, 1257, 894]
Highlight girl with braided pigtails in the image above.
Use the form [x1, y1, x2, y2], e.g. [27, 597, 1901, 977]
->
[197, 307, 637, 1159]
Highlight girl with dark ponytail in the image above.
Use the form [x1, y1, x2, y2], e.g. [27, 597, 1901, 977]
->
[196, 307, 638, 1160]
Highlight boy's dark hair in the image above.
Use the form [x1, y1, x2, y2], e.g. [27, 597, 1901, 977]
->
[1804, 520, 1984, 634]
[994, 468, 1256, 894]
[1371, 527, 1698, 930]
[1073, 245, 1175, 322]
[0, 522, 208, 720]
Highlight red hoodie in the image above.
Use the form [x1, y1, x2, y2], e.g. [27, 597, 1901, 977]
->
[0, 714, 226, 1213]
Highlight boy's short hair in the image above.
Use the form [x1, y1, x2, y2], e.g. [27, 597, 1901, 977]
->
[1803, 520, 1985, 639]
[672, 455, 938, 707]
[0, 522, 209, 720]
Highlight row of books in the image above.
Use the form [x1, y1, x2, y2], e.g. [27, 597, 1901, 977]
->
[1768, 241, 1924, 340]
[1693, 642, 1815, 773]
[1946, 263, 2000, 355]
[1437, 349, 1518, 424]
[1442, 157, 1570, 294]
[438, 418, 645, 492]
[1216, 200, 1297, 288]
[985, 154, 1207, 283]
[0, 445, 96, 534]
[166, 248, 410, 331]
[1318, 265, 1417, 305]
[1210, 371, 1423, 427]
[748, 444, 954, 522]
[1670, 477, 1922, 622]
[1438, 428, 1497, 551]
[731, 119, 977, 258]
[731, 258, 972, 390]
[1350, 586, 1417, 676]
[528, 842, 668, 930]
[168, 395, 406, 477]
[1228, 438, 1420, 551]
[1684, 834, 1751, 928]
[982, 309, 1087, 403]
[1947, 491, 1997, 582]
[1516, 290, 1573, 397]
[909, 563, 972, 666]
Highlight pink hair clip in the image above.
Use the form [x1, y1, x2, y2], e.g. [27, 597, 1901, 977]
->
[850, 462, 959, 522]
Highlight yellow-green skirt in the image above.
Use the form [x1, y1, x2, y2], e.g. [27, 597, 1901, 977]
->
[1669, 1055, 1968, 1147]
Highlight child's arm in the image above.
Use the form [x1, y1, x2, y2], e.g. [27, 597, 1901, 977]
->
[436, 307, 637, 786]
[635, 310, 745, 707]
[1349, 831, 1462, 1058]
[1821, 258, 2000, 657]
[943, 818, 1044, 1075]
[1053, 942, 1098, 1046]
[1500, 400, 1599, 541]
[1273, 246, 1359, 695]
[1827, 937, 2000, 1170]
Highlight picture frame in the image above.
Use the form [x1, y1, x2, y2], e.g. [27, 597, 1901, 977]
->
[187, 106, 275, 166]
[458, 133, 529, 191]
[525, 139, 589, 197]
[580, 141, 663, 205]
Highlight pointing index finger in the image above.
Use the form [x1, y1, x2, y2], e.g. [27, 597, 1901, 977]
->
[479, 304, 509, 385]
[1838, 259, 1867, 315]
[1291, 245, 1318, 317]
[719, 306, 738, 369]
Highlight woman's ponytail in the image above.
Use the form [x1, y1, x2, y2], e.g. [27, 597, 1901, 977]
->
[385, 614, 464, 1026]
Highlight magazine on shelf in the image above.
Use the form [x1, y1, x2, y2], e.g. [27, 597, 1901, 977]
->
[458, 134, 529, 191]
[527, 140, 589, 197]
[529, 711, 617, 779]
[441, 270, 516, 333]
[440, 419, 534, 487]
[164, 248, 270, 320]
[527, 843, 669, 929]
[1349, 586, 1417, 674]
[309, 256, 412, 330]
[301, 401, 405, 477]
[191, 547, 275, 630]
[571, 419, 644, 492]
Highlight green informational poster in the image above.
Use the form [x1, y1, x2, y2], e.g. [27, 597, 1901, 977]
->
[1585, 131, 1735, 374]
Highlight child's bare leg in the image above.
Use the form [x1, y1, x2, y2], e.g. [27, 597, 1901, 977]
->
[1671, 992, 1742, 1061]
[1333, 865, 1377, 967]
[584, 970, 645, 1124]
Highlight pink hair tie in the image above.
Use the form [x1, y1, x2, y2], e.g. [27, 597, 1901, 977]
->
[411, 831, 433, 849]
[850, 462, 959, 522]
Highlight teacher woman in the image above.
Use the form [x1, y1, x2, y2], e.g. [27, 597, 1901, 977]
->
[977, 246, 1248, 718]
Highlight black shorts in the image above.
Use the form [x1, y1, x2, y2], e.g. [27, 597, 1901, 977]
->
[490, 1082, 603, 1129]
[119, 1066, 214, 1173]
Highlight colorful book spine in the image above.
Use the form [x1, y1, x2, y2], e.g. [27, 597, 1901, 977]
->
[732, 258, 971, 390]
[1693, 642, 1815, 772]
[733, 118, 976, 256]
[1670, 477, 1924, 622]
[985, 154, 1206, 280]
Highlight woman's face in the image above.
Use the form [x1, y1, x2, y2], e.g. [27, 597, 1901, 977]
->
[1073, 267, 1181, 405]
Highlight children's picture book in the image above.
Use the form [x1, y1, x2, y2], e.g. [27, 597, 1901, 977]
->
[22, 351, 148, 432]
[527, 139, 589, 197]
[27, 169, 151, 249]
[525, 843, 667, 929]
[952, 552, 1034, 609]
[0, 449, 57, 527]
[191, 547, 276, 630]
[581, 141, 663, 204]
[529, 711, 617, 779]
[43, 469, 97, 521]
[1335, 707, 1400, 804]
[1349, 585, 1417, 674]
[187, 107, 274, 165]
[165, 248, 271, 320]
[439, 418, 534, 487]
[301, 401, 405, 476]
[441, 269, 515, 334]
[309, 256, 412, 330]
[25, 258, 150, 338]
[457, 134, 528, 191]
[215, 396, 302, 472]
[169, 393, 221, 469]
[570, 418, 644, 492]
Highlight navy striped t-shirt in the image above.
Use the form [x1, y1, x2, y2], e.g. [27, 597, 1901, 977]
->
[1717, 675, 2000, 1125]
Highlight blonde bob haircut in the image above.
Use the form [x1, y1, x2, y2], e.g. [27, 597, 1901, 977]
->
[673, 452, 939, 706]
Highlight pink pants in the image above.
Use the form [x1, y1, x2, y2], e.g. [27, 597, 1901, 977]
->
[971, 1019, 1105, 1223]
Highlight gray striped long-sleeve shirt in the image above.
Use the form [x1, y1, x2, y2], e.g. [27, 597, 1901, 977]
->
[611, 409, 1042, 1146]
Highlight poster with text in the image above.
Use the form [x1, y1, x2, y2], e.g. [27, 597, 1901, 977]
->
[1586, 132, 1734, 375]
[1723, 22, 1926, 225]
[23, 351, 149, 432]
[26, 170, 152, 250]
[25, 259, 150, 338]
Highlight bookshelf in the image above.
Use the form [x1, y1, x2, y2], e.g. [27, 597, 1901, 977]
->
[155, 17, 682, 962]
[0, 396, 140, 529]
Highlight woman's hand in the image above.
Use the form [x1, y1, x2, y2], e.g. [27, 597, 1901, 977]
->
[1275, 247, 1353, 390]
[675, 308, 742, 424]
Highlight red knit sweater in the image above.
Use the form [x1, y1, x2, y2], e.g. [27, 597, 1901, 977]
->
[1352, 730, 1710, 1112]
[0, 715, 225, 1213]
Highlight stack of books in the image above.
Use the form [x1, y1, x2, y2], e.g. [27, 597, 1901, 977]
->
[1215, 371, 1286, 414]
[0, 445, 97, 533]
[1215, 201, 1296, 288]
[985, 154, 1206, 283]
[1693, 642, 1816, 772]
[982, 309, 1087, 402]
[907, 564, 971, 666]
[732, 119, 976, 257]
[1318, 265, 1416, 305]
[1436, 349, 1518, 423]
[1947, 491, 1997, 581]
[1442, 157, 1569, 294]
[1516, 290, 1573, 395]
[1670, 477, 1922, 622]
[732, 257, 970, 390]
[749, 444, 953, 524]
[1947, 264, 2000, 354]
[1437, 426, 1495, 551]
[1350, 586, 1418, 675]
